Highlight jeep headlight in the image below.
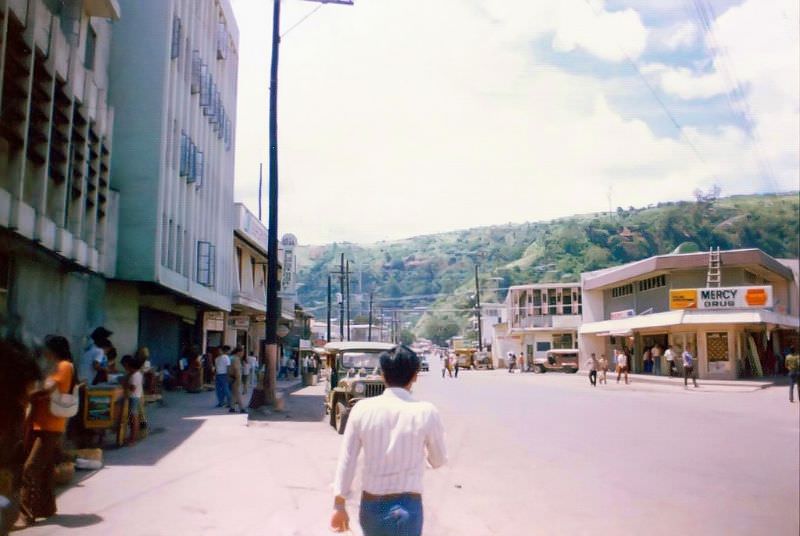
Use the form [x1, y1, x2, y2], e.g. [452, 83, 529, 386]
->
[353, 382, 366, 395]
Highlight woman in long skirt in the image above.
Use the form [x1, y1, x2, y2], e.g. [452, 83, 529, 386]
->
[18, 336, 75, 528]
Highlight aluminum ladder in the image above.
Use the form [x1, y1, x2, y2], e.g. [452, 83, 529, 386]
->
[706, 247, 721, 287]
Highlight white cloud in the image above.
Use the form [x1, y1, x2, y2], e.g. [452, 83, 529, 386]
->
[652, 21, 699, 51]
[230, 0, 798, 244]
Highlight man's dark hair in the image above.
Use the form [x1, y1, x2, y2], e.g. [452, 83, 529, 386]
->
[222, 345, 232, 353]
[380, 345, 420, 387]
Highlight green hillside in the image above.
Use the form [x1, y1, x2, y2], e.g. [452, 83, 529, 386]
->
[296, 192, 799, 341]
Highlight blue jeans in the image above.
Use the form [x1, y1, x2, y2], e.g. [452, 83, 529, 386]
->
[359, 494, 423, 536]
[215, 374, 231, 406]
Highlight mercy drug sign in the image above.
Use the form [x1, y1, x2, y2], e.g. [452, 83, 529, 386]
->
[669, 286, 773, 310]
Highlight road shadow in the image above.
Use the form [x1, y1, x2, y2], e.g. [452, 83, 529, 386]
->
[31, 513, 103, 529]
[100, 390, 212, 467]
[248, 384, 326, 424]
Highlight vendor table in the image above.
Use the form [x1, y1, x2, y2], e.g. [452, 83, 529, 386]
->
[82, 384, 128, 447]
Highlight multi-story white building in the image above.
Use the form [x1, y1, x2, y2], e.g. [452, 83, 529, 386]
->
[105, 0, 238, 365]
[493, 283, 582, 367]
[0, 0, 120, 350]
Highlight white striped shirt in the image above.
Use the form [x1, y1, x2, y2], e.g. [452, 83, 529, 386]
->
[332, 387, 447, 498]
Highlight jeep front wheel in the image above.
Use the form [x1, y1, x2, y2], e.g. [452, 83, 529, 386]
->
[335, 402, 349, 435]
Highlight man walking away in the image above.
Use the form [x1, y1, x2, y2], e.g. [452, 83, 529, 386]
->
[652, 344, 662, 376]
[454, 357, 460, 379]
[330, 345, 447, 535]
[586, 353, 598, 386]
[786, 347, 799, 403]
[507, 353, 516, 373]
[518, 354, 525, 374]
[682, 345, 698, 388]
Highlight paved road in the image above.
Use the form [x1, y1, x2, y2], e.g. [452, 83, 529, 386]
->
[23, 371, 799, 535]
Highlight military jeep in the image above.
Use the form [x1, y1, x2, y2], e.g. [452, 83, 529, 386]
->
[323, 342, 395, 434]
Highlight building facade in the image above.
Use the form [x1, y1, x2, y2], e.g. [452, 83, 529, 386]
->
[0, 0, 120, 351]
[493, 283, 582, 367]
[579, 249, 799, 380]
[227, 202, 267, 356]
[105, 0, 238, 365]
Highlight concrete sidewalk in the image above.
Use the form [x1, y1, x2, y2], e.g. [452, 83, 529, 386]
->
[576, 369, 778, 391]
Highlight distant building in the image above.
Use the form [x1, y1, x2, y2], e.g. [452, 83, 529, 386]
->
[105, 0, 239, 365]
[492, 284, 582, 367]
[579, 249, 799, 379]
[0, 0, 120, 350]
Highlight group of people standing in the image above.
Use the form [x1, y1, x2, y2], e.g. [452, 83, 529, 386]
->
[506, 352, 527, 373]
[0, 326, 148, 533]
[211, 345, 257, 413]
[583, 345, 699, 388]
[440, 353, 459, 378]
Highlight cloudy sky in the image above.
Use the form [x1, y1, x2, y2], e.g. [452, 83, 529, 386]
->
[229, 0, 799, 245]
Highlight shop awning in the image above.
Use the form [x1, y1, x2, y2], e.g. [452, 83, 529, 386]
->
[581, 309, 799, 335]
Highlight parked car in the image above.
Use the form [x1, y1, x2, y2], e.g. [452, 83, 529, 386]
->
[420, 355, 430, 372]
[533, 349, 580, 374]
[473, 351, 494, 370]
[323, 342, 395, 434]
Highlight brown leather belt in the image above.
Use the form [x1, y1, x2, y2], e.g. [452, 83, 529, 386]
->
[362, 491, 422, 501]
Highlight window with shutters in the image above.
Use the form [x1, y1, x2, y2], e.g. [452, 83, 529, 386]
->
[179, 132, 189, 176]
[191, 50, 201, 94]
[197, 241, 216, 287]
[200, 68, 211, 108]
[217, 21, 228, 60]
[84, 26, 96, 70]
[171, 16, 182, 59]
[187, 141, 197, 183]
[193, 150, 204, 187]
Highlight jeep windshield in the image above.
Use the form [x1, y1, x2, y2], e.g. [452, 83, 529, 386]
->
[341, 352, 381, 370]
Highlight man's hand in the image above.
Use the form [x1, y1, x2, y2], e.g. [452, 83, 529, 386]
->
[330, 509, 349, 532]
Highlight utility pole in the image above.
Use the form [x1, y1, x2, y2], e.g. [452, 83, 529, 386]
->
[368, 292, 374, 341]
[475, 263, 483, 351]
[345, 259, 351, 341]
[257, 163, 263, 221]
[339, 254, 345, 342]
[326, 274, 332, 342]
[252, 0, 354, 409]
[251, 0, 282, 409]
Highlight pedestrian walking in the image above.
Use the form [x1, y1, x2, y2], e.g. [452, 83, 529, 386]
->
[507, 352, 516, 373]
[0, 340, 42, 536]
[682, 346, 698, 388]
[440, 354, 447, 379]
[664, 345, 677, 377]
[598, 354, 608, 384]
[330, 345, 447, 535]
[228, 347, 247, 413]
[616, 349, 629, 384]
[454, 357, 460, 378]
[586, 353, 598, 386]
[446, 354, 454, 378]
[212, 347, 231, 408]
[518, 354, 525, 373]
[18, 336, 76, 529]
[785, 347, 799, 403]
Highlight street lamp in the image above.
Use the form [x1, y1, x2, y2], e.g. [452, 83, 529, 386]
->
[256, 0, 354, 409]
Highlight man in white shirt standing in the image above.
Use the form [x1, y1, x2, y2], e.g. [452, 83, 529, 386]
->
[330, 345, 447, 535]
[213, 346, 231, 408]
[664, 345, 677, 377]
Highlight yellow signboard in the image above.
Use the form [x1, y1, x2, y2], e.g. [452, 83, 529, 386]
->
[670, 289, 698, 310]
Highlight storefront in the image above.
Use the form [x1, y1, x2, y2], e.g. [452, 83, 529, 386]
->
[580, 249, 800, 380]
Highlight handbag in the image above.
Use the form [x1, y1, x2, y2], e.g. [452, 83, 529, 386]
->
[50, 384, 80, 418]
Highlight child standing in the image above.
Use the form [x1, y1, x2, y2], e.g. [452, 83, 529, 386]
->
[122, 355, 144, 445]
